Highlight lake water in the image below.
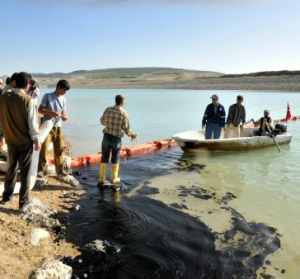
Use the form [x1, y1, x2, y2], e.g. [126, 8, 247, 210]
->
[63, 89, 300, 155]
[56, 89, 300, 278]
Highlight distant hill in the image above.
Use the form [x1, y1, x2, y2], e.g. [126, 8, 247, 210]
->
[33, 67, 223, 88]
[222, 70, 300, 78]
[2, 68, 300, 91]
[34, 67, 222, 78]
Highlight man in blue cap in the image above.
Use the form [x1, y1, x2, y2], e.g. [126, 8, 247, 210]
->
[202, 94, 226, 139]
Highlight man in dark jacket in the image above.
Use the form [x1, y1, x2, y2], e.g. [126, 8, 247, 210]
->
[225, 95, 246, 138]
[202, 95, 226, 139]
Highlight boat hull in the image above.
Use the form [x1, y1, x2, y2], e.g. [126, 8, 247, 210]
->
[173, 130, 292, 151]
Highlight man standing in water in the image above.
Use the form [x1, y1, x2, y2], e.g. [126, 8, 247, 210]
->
[38, 80, 71, 183]
[202, 94, 226, 139]
[99, 95, 137, 190]
[225, 95, 246, 138]
[0, 72, 40, 210]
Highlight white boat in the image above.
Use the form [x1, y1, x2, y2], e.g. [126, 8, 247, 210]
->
[173, 128, 292, 151]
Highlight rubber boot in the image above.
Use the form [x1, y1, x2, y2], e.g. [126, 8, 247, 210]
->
[98, 163, 107, 188]
[112, 163, 121, 188]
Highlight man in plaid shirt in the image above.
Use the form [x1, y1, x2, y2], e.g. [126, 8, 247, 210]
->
[99, 95, 137, 189]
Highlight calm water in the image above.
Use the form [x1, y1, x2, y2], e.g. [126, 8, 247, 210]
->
[56, 89, 300, 278]
[62, 89, 300, 155]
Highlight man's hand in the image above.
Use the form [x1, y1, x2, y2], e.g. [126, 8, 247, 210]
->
[61, 112, 68, 122]
[33, 139, 41, 151]
[47, 111, 60, 118]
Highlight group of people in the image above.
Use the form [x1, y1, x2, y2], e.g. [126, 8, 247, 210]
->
[0, 72, 136, 209]
[0, 73, 73, 209]
[202, 94, 273, 139]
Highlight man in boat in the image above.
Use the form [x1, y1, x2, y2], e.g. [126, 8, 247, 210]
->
[202, 94, 226, 139]
[0, 72, 40, 210]
[255, 110, 274, 136]
[38, 80, 71, 183]
[99, 94, 137, 190]
[225, 95, 246, 138]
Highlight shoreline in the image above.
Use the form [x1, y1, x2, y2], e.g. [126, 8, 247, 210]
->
[0, 177, 85, 278]
[44, 86, 300, 93]
[35, 73, 300, 92]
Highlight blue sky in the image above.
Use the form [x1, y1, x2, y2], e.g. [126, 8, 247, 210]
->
[0, 0, 299, 75]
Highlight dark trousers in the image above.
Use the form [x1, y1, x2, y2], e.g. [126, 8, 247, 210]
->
[101, 133, 122, 164]
[205, 123, 222, 139]
[3, 143, 33, 207]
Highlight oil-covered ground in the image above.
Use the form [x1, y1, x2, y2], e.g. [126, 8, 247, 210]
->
[63, 149, 283, 279]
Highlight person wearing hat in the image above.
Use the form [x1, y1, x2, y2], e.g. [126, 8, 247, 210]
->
[202, 94, 226, 139]
[225, 95, 246, 138]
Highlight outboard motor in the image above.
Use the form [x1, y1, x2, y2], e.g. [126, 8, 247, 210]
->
[274, 124, 287, 135]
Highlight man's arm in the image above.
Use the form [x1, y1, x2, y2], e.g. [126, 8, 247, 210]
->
[61, 99, 68, 122]
[38, 106, 60, 118]
[122, 114, 136, 139]
[28, 100, 40, 150]
[202, 106, 209, 128]
[226, 105, 233, 125]
[38, 94, 59, 118]
[100, 108, 109, 126]
[220, 106, 226, 128]
[241, 106, 246, 124]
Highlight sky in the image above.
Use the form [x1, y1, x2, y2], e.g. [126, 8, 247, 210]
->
[0, 0, 300, 75]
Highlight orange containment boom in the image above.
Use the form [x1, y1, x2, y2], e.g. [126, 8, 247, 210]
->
[70, 139, 178, 168]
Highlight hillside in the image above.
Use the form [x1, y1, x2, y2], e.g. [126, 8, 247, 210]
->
[32, 67, 223, 88]
[2, 68, 300, 91]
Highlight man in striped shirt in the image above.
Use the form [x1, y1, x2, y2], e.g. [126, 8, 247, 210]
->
[99, 95, 137, 189]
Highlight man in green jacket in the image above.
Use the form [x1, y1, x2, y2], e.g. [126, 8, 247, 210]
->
[225, 95, 246, 138]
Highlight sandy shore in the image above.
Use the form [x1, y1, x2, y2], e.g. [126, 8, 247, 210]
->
[0, 178, 85, 279]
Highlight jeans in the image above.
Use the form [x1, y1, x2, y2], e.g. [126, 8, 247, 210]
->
[3, 143, 33, 207]
[101, 133, 122, 164]
[205, 123, 222, 139]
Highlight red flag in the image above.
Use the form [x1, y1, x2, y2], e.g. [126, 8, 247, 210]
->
[286, 103, 292, 121]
